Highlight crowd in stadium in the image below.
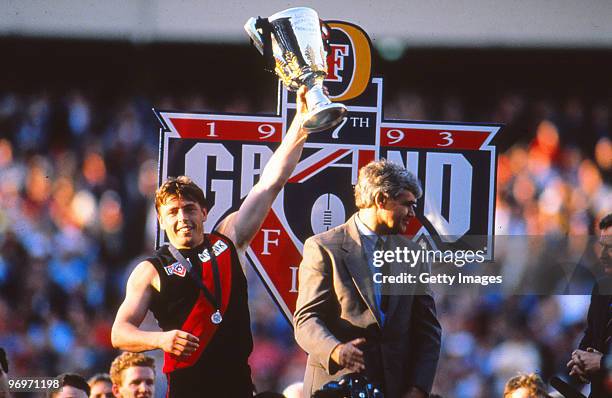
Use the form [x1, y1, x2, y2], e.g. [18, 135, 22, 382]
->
[0, 87, 610, 397]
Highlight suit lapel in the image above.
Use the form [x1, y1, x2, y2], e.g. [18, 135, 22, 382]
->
[342, 214, 382, 328]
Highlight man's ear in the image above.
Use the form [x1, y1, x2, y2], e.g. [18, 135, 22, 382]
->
[157, 214, 166, 230]
[112, 383, 121, 397]
[374, 192, 387, 209]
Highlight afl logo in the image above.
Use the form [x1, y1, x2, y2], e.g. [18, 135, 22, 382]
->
[324, 22, 372, 102]
[164, 262, 187, 277]
[311, 193, 346, 235]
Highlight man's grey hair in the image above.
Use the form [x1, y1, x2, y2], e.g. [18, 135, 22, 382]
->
[354, 159, 422, 209]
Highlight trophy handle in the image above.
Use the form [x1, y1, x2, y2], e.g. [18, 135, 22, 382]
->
[320, 20, 332, 55]
[244, 17, 265, 55]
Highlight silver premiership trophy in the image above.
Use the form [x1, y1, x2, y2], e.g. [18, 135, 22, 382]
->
[245, 7, 347, 133]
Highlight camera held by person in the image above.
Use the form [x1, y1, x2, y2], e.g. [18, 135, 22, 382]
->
[313, 373, 383, 398]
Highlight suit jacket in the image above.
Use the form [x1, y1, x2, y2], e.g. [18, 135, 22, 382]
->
[294, 214, 441, 398]
[579, 277, 612, 397]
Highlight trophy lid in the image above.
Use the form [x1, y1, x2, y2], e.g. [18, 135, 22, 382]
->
[268, 7, 319, 22]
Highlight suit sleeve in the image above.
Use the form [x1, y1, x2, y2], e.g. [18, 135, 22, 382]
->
[405, 261, 442, 394]
[293, 237, 342, 375]
[577, 283, 609, 388]
[578, 283, 598, 350]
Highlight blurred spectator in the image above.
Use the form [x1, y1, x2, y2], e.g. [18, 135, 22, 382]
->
[87, 373, 112, 398]
[567, 214, 612, 397]
[109, 352, 155, 398]
[0, 348, 9, 398]
[49, 373, 90, 398]
[595, 137, 611, 182]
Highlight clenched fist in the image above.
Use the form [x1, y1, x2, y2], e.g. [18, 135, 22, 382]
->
[158, 330, 200, 358]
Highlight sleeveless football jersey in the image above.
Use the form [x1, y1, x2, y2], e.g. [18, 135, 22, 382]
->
[146, 232, 253, 397]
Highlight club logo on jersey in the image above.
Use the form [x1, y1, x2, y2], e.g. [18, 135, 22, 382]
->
[164, 262, 187, 277]
[197, 240, 229, 263]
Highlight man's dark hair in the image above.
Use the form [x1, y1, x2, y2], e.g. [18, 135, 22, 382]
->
[600, 213, 612, 230]
[155, 175, 209, 213]
[48, 373, 90, 397]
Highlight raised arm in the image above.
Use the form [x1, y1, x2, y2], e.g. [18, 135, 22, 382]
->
[217, 86, 309, 250]
[111, 261, 199, 357]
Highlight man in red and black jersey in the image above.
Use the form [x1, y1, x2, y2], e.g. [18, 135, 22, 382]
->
[111, 87, 311, 397]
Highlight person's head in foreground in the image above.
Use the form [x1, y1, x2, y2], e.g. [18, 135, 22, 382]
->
[155, 176, 209, 249]
[503, 373, 551, 398]
[109, 352, 155, 398]
[282, 382, 303, 398]
[48, 373, 90, 398]
[87, 373, 113, 398]
[354, 159, 422, 235]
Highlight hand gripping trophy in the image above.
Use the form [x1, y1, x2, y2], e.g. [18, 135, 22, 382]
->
[245, 7, 347, 133]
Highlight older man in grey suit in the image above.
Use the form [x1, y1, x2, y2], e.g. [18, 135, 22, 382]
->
[294, 159, 441, 398]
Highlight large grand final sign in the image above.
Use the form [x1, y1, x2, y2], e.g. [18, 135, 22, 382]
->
[156, 21, 501, 322]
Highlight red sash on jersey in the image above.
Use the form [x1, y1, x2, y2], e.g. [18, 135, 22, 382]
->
[163, 233, 234, 373]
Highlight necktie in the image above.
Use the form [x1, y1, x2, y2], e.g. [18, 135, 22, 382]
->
[376, 237, 389, 315]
